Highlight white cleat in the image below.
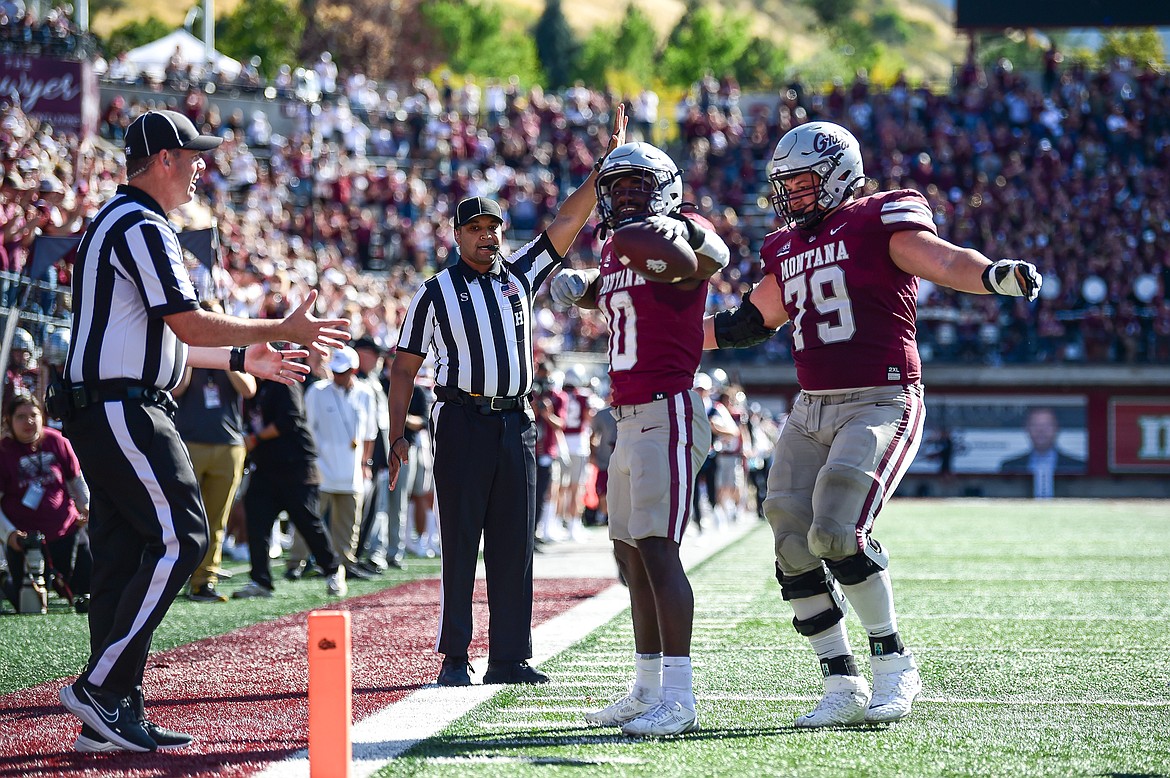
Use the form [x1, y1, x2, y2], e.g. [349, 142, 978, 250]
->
[621, 700, 699, 737]
[325, 568, 347, 597]
[584, 691, 657, 727]
[794, 674, 871, 728]
[866, 652, 922, 723]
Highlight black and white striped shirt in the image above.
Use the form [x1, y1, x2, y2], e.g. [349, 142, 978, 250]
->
[397, 233, 562, 397]
[64, 185, 200, 391]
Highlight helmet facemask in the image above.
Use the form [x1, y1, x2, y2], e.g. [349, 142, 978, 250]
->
[594, 141, 684, 234]
[597, 167, 679, 231]
[768, 121, 865, 230]
[770, 164, 838, 230]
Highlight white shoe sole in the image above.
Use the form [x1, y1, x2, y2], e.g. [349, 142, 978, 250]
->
[59, 686, 153, 753]
[583, 698, 655, 727]
[74, 733, 122, 753]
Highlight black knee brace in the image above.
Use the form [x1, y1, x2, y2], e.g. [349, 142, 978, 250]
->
[776, 564, 831, 600]
[824, 538, 889, 585]
[778, 565, 846, 636]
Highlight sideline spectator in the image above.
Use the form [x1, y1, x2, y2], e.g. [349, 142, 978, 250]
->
[235, 376, 346, 599]
[173, 349, 256, 603]
[299, 346, 377, 581]
[0, 392, 90, 613]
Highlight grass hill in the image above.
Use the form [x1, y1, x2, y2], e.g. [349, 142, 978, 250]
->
[92, 0, 964, 83]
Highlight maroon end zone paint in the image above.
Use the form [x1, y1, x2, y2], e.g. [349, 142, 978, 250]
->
[0, 577, 609, 778]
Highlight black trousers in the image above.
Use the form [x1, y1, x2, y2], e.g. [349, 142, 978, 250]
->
[64, 399, 208, 697]
[243, 468, 339, 589]
[432, 400, 536, 661]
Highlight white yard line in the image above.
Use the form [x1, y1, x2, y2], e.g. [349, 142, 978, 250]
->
[258, 522, 757, 778]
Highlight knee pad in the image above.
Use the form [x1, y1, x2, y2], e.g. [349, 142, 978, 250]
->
[824, 537, 889, 585]
[808, 464, 877, 559]
[765, 493, 818, 575]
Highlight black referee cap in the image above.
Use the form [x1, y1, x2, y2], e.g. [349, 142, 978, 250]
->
[124, 110, 223, 160]
[454, 196, 504, 227]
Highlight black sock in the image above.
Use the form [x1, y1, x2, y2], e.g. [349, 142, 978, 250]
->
[819, 655, 861, 677]
[869, 632, 905, 656]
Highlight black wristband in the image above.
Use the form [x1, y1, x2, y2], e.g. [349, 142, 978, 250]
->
[680, 214, 704, 249]
[392, 435, 409, 449]
[229, 346, 247, 373]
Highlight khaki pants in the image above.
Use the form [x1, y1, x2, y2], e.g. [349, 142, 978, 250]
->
[291, 490, 363, 568]
[186, 443, 247, 587]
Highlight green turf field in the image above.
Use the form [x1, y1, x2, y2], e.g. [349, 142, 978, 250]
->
[388, 500, 1170, 778]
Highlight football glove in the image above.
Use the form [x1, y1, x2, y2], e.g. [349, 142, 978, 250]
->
[982, 259, 1043, 302]
[666, 211, 704, 249]
[550, 269, 589, 308]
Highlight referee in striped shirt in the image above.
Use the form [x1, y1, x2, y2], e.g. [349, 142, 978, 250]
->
[387, 106, 628, 687]
[54, 110, 350, 754]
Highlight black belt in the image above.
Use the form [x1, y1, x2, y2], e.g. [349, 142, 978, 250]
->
[68, 379, 175, 412]
[435, 386, 529, 412]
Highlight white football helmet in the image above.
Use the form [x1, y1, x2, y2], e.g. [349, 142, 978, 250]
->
[42, 327, 70, 366]
[768, 121, 865, 229]
[595, 142, 683, 231]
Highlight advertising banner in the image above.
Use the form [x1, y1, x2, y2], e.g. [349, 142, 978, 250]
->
[907, 394, 1088, 475]
[0, 54, 99, 135]
[1109, 398, 1170, 473]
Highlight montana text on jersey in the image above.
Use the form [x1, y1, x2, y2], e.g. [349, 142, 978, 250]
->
[597, 212, 716, 406]
[761, 189, 935, 392]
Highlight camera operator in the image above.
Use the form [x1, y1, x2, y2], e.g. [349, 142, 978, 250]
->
[0, 392, 91, 613]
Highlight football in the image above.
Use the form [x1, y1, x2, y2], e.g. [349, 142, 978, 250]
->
[611, 216, 698, 283]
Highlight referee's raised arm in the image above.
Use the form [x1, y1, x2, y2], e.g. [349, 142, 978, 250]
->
[544, 103, 628, 256]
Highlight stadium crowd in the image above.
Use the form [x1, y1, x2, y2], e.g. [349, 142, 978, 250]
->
[3, 8, 1170, 372]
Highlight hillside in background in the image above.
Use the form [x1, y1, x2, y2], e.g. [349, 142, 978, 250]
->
[93, 0, 965, 84]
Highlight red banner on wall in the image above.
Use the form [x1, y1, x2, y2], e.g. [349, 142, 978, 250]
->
[1109, 398, 1170, 473]
[0, 54, 99, 135]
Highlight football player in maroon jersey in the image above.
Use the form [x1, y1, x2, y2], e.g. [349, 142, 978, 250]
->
[551, 142, 730, 736]
[703, 121, 1042, 727]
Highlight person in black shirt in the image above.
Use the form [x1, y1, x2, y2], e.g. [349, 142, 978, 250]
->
[173, 358, 255, 603]
[234, 378, 344, 599]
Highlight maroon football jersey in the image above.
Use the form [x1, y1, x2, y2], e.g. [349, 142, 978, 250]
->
[597, 213, 713, 406]
[761, 189, 936, 391]
[562, 389, 590, 435]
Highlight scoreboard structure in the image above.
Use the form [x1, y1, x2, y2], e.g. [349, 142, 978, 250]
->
[956, 1, 1170, 29]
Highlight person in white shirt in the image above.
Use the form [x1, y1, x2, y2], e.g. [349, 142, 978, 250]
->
[298, 346, 377, 578]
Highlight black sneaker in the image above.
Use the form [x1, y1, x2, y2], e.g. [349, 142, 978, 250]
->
[356, 559, 387, 576]
[483, 661, 550, 685]
[74, 688, 194, 752]
[344, 563, 373, 581]
[60, 681, 156, 752]
[187, 583, 228, 603]
[437, 656, 474, 687]
[74, 724, 124, 752]
[131, 687, 194, 749]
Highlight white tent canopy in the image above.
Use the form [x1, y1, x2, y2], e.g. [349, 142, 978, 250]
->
[125, 29, 242, 81]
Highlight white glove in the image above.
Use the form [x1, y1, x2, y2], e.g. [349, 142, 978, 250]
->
[982, 259, 1043, 302]
[550, 269, 588, 308]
